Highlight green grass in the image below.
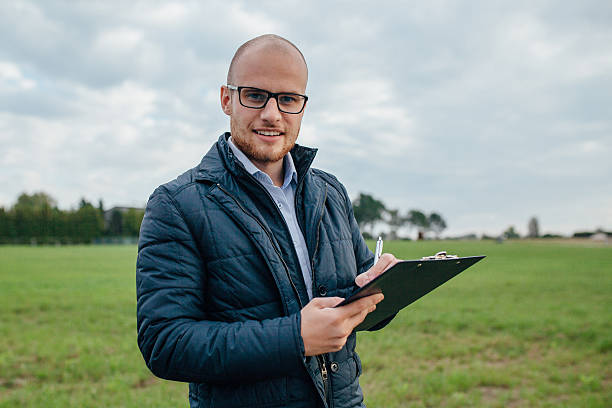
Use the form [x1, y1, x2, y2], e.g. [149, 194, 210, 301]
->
[358, 240, 612, 407]
[0, 241, 610, 407]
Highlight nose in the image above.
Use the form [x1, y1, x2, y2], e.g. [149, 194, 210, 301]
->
[259, 96, 282, 123]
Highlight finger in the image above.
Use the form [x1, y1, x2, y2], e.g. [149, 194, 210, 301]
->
[345, 303, 377, 330]
[354, 273, 369, 287]
[309, 296, 345, 309]
[355, 268, 379, 287]
[359, 254, 393, 282]
[338, 293, 384, 318]
[377, 253, 397, 273]
[327, 302, 377, 341]
[355, 254, 391, 287]
[381, 253, 400, 272]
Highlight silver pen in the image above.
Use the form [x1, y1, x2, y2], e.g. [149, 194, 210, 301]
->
[374, 236, 383, 264]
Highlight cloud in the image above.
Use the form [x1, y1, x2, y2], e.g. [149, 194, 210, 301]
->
[0, 1, 611, 236]
[0, 61, 36, 90]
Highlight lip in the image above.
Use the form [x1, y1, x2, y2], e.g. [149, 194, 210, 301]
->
[253, 129, 284, 141]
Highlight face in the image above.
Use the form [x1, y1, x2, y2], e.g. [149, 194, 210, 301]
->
[220, 45, 308, 166]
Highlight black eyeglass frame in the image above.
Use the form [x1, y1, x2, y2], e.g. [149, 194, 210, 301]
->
[226, 85, 308, 114]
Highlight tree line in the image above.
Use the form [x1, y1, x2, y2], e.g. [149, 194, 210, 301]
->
[0, 192, 144, 245]
[351, 193, 446, 240]
[0, 191, 447, 245]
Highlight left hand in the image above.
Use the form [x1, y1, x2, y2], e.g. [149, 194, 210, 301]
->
[355, 253, 400, 287]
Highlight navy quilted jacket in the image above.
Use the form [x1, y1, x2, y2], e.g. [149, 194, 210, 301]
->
[136, 134, 378, 407]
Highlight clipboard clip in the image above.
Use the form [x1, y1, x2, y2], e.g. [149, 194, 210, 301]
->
[420, 251, 458, 260]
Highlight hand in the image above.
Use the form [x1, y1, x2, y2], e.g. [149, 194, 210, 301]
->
[355, 253, 399, 287]
[300, 293, 384, 356]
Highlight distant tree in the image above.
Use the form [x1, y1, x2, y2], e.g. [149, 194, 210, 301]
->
[50, 206, 66, 242]
[75, 198, 104, 243]
[573, 231, 593, 238]
[386, 209, 404, 240]
[481, 234, 497, 240]
[542, 233, 563, 239]
[428, 212, 447, 238]
[14, 192, 57, 211]
[0, 207, 9, 243]
[123, 208, 145, 236]
[12, 192, 58, 242]
[527, 217, 539, 238]
[39, 200, 53, 241]
[0, 192, 150, 245]
[503, 226, 520, 239]
[407, 210, 428, 240]
[97, 199, 105, 216]
[109, 209, 124, 236]
[352, 193, 386, 236]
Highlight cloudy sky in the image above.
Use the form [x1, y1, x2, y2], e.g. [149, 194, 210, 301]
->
[1, 1, 611, 237]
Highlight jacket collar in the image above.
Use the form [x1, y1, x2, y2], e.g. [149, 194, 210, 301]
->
[194, 132, 318, 184]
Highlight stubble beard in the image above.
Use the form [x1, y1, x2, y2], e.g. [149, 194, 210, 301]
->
[230, 121, 298, 164]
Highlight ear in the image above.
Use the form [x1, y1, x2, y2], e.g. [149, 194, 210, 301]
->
[220, 85, 232, 116]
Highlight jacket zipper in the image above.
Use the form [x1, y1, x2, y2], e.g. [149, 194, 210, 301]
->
[301, 183, 329, 403]
[235, 167, 312, 307]
[219, 178, 330, 403]
[319, 355, 328, 400]
[215, 183, 303, 309]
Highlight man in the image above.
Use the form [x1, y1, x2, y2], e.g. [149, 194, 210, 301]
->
[136, 34, 398, 408]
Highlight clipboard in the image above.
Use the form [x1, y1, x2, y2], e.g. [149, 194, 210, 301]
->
[337, 254, 486, 331]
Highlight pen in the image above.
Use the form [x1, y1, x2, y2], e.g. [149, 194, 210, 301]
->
[374, 236, 383, 264]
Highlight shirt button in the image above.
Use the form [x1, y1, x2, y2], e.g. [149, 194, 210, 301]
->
[330, 362, 339, 373]
[318, 285, 327, 296]
[277, 203, 282, 208]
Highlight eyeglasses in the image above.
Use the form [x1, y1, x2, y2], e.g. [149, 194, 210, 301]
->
[226, 85, 308, 114]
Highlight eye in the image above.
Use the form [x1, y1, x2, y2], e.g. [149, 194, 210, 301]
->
[243, 90, 267, 103]
[278, 94, 299, 105]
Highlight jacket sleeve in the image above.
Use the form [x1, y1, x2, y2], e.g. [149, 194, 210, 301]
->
[136, 187, 305, 384]
[340, 183, 396, 332]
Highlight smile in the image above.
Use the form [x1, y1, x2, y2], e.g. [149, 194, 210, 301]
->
[254, 130, 282, 137]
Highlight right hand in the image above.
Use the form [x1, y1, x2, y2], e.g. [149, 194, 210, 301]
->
[300, 293, 384, 356]
[355, 253, 399, 287]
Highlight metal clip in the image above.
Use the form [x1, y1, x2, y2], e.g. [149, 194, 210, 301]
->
[420, 251, 458, 260]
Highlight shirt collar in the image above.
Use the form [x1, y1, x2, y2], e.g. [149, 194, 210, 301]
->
[228, 136, 297, 189]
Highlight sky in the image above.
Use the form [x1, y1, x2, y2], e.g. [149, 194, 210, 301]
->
[1, 1, 611, 237]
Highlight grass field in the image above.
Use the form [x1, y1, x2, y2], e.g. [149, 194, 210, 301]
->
[0, 241, 610, 407]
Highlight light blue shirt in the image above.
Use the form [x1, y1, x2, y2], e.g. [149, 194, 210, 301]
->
[228, 137, 313, 299]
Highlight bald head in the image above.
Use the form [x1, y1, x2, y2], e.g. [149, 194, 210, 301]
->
[227, 34, 308, 85]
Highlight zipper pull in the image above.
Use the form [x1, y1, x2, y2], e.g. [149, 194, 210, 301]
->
[321, 359, 328, 381]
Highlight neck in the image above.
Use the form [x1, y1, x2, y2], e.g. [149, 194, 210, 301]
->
[225, 135, 289, 187]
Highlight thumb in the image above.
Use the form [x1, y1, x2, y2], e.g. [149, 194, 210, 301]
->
[310, 296, 345, 308]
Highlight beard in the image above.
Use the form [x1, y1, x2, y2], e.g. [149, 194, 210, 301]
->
[230, 121, 298, 164]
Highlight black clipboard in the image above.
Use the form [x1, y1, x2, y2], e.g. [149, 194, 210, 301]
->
[337, 255, 486, 331]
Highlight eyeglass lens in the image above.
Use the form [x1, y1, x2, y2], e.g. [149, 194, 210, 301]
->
[240, 88, 305, 113]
